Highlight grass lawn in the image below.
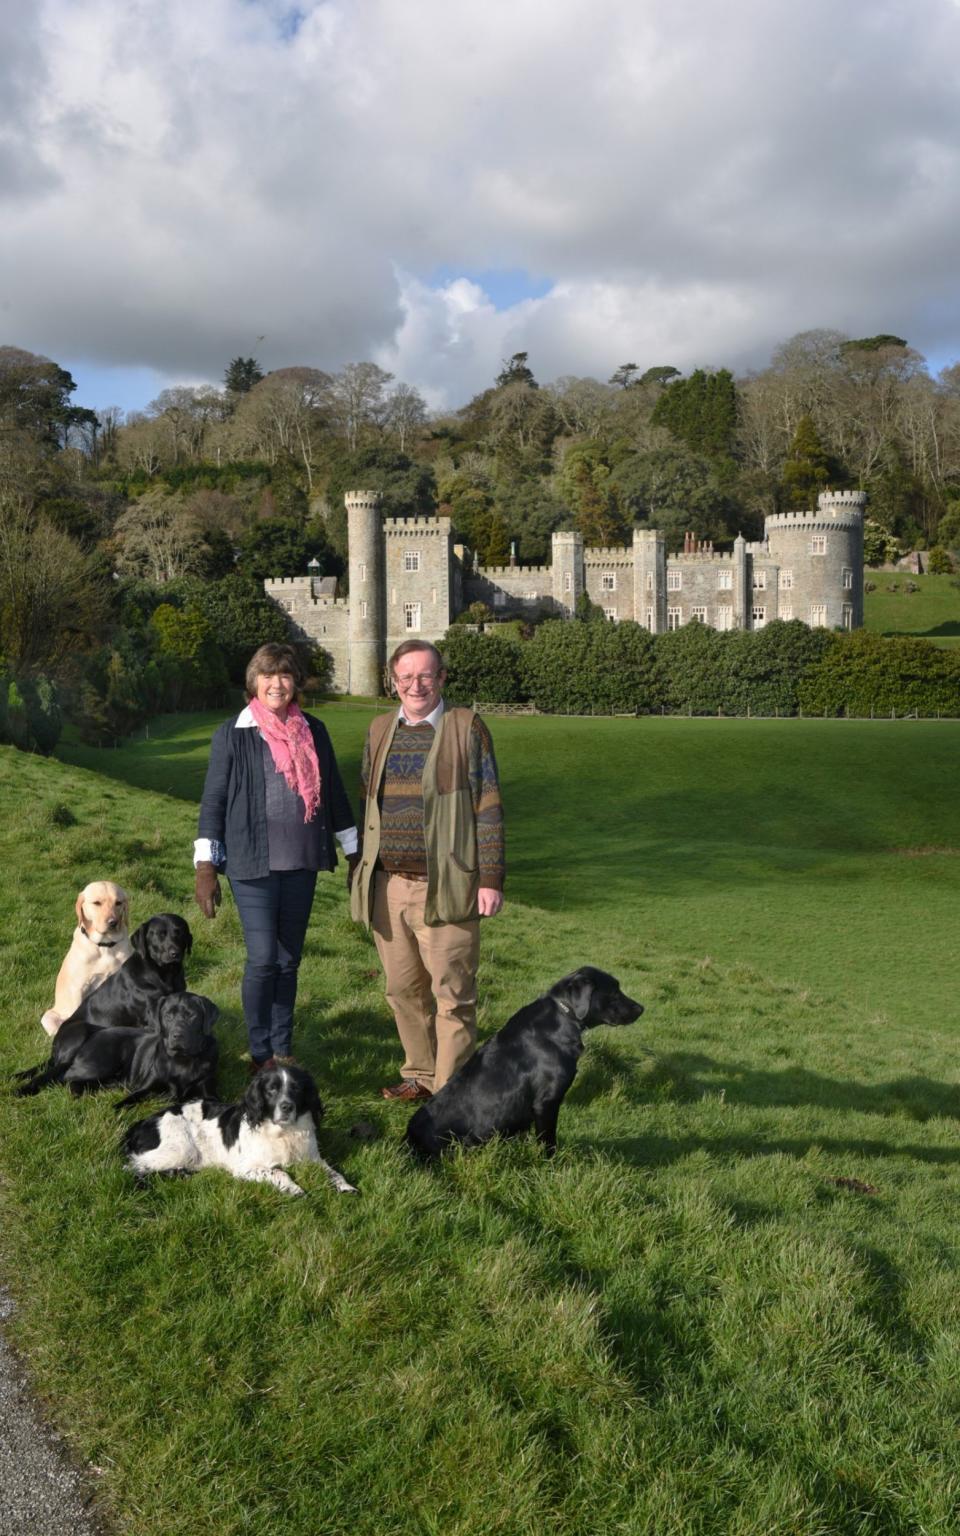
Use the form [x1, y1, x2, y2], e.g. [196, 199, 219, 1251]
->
[863, 569, 960, 646]
[2, 711, 959, 1535]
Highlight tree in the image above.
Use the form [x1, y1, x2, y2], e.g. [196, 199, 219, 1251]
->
[495, 352, 537, 389]
[237, 516, 333, 583]
[328, 362, 394, 452]
[385, 382, 428, 453]
[0, 346, 94, 450]
[780, 415, 837, 508]
[609, 363, 639, 389]
[651, 368, 738, 459]
[227, 367, 330, 489]
[223, 356, 264, 395]
[113, 490, 207, 583]
[639, 366, 681, 388]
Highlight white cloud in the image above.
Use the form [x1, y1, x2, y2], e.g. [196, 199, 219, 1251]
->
[2, 0, 960, 411]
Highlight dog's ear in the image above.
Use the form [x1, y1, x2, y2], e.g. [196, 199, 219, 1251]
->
[304, 1075, 324, 1124]
[115, 888, 129, 927]
[558, 969, 594, 1022]
[244, 1073, 270, 1127]
[182, 922, 193, 956]
[75, 889, 88, 927]
[200, 996, 219, 1033]
[130, 922, 149, 958]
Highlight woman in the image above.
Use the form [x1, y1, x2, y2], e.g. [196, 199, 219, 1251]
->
[194, 642, 358, 1071]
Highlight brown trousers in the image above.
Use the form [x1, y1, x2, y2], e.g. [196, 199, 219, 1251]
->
[372, 872, 480, 1091]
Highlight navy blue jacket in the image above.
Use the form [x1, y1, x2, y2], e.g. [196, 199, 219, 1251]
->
[197, 710, 356, 880]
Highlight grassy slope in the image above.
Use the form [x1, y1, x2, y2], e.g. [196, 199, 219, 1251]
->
[2, 716, 959, 1535]
[863, 569, 960, 646]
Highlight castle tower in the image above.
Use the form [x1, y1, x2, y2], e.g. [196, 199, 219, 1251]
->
[551, 530, 584, 616]
[346, 489, 383, 695]
[764, 489, 865, 629]
[632, 527, 666, 631]
[733, 533, 749, 629]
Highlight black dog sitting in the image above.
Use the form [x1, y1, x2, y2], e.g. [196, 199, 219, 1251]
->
[405, 966, 643, 1160]
[14, 992, 219, 1106]
[56, 913, 192, 1032]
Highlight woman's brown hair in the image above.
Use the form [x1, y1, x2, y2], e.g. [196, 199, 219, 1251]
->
[244, 643, 307, 699]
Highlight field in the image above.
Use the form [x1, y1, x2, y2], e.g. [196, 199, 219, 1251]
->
[2, 709, 959, 1535]
[863, 569, 960, 647]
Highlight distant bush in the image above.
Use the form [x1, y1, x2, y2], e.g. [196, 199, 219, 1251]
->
[797, 630, 960, 716]
[441, 628, 526, 706]
[523, 619, 662, 714]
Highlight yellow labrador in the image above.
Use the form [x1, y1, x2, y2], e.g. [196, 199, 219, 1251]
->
[41, 882, 133, 1036]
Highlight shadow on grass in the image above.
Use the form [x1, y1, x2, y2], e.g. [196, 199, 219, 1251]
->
[572, 1044, 960, 1123]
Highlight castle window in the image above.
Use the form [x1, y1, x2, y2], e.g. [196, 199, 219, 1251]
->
[842, 567, 853, 589]
[360, 601, 368, 619]
[667, 607, 682, 630]
[645, 608, 654, 631]
[752, 606, 766, 628]
[604, 607, 617, 622]
[524, 591, 539, 600]
[779, 570, 793, 590]
[646, 572, 654, 591]
[753, 571, 767, 591]
[811, 536, 826, 555]
[391, 587, 397, 605]
[715, 607, 734, 631]
[842, 603, 853, 629]
[810, 604, 826, 627]
[779, 603, 793, 621]
[667, 570, 682, 591]
[403, 601, 422, 631]
[404, 550, 421, 572]
[563, 572, 572, 592]
[691, 606, 707, 623]
[601, 572, 616, 592]
[717, 569, 732, 590]
[358, 562, 367, 582]
[493, 592, 506, 607]
[431, 587, 437, 603]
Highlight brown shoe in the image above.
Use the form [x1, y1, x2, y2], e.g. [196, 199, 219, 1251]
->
[248, 1056, 277, 1077]
[381, 1080, 433, 1102]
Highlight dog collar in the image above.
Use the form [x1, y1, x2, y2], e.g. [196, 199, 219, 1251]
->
[555, 999, 575, 1017]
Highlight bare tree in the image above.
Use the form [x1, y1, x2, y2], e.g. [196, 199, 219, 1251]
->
[328, 362, 394, 452]
[385, 382, 428, 453]
[113, 490, 205, 583]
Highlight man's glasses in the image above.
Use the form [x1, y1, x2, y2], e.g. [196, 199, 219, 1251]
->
[395, 672, 440, 689]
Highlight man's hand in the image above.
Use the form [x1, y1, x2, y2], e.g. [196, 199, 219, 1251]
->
[345, 852, 360, 891]
[478, 887, 503, 918]
[195, 861, 221, 919]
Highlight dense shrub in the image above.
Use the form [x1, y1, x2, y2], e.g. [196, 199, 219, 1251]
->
[523, 619, 662, 714]
[656, 621, 728, 714]
[797, 630, 960, 716]
[719, 621, 836, 716]
[441, 628, 526, 705]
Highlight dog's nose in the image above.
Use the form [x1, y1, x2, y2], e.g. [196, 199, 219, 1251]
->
[277, 1098, 295, 1115]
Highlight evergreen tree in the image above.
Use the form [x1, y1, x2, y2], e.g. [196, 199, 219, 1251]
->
[650, 368, 738, 459]
[495, 352, 538, 389]
[780, 415, 836, 508]
[223, 356, 265, 395]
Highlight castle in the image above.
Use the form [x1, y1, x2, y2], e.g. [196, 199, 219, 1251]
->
[265, 489, 866, 694]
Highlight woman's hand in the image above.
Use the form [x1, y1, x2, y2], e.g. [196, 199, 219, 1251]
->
[195, 862, 222, 919]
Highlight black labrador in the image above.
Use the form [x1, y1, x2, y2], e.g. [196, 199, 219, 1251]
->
[14, 992, 219, 1105]
[56, 913, 192, 1032]
[405, 966, 644, 1160]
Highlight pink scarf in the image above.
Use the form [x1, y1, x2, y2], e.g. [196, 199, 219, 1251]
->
[248, 699, 322, 823]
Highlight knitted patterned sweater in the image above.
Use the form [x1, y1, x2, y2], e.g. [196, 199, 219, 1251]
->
[359, 715, 505, 888]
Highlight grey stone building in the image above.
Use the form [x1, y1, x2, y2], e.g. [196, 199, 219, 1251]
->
[265, 488, 865, 692]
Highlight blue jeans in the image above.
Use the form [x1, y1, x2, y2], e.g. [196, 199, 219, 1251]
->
[228, 870, 318, 1061]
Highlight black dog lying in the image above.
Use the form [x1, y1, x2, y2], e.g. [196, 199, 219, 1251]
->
[123, 1063, 357, 1196]
[56, 913, 192, 1032]
[14, 992, 219, 1107]
[405, 966, 643, 1160]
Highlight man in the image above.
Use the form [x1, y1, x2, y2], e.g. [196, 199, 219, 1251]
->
[350, 640, 505, 1102]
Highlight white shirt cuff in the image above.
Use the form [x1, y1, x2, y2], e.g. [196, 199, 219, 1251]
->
[336, 826, 358, 856]
[194, 838, 225, 867]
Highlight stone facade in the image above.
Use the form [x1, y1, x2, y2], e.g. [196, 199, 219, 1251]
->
[265, 489, 866, 692]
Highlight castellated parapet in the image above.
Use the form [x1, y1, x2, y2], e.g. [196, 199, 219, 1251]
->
[262, 486, 866, 690]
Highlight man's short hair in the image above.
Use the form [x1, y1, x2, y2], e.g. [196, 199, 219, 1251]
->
[388, 640, 445, 677]
[245, 642, 307, 698]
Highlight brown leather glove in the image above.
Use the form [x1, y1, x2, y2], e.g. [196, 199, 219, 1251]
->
[195, 861, 222, 919]
[345, 852, 360, 891]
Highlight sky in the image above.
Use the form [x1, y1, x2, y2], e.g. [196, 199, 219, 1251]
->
[3, 0, 960, 417]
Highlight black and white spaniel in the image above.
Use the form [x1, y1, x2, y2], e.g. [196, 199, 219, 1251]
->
[123, 1064, 357, 1197]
